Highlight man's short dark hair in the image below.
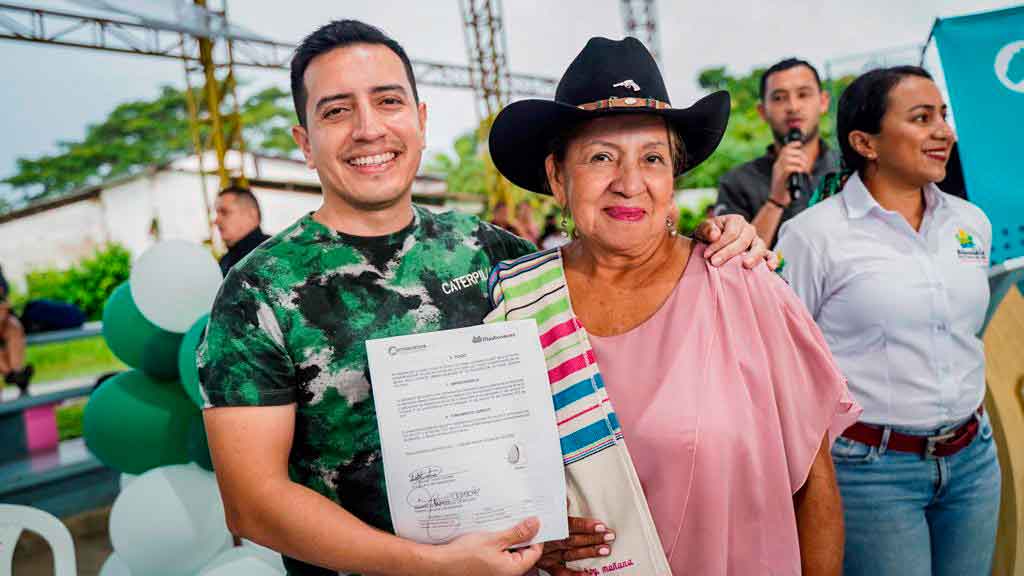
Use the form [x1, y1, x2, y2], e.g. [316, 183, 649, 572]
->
[290, 20, 419, 128]
[759, 58, 822, 101]
[218, 184, 262, 222]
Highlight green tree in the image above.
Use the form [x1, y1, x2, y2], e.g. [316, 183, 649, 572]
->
[23, 244, 132, 320]
[427, 130, 489, 197]
[239, 86, 300, 156]
[3, 85, 298, 205]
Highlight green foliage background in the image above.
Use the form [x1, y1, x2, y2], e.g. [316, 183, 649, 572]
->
[3, 85, 297, 206]
[427, 131, 490, 198]
[678, 199, 715, 236]
[22, 244, 131, 320]
[682, 66, 852, 189]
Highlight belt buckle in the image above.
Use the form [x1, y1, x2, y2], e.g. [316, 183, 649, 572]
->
[924, 430, 958, 458]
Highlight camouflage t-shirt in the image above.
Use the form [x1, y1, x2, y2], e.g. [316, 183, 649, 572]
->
[197, 205, 534, 575]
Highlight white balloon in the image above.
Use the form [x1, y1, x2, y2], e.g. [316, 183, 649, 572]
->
[99, 553, 133, 576]
[110, 464, 230, 576]
[130, 240, 221, 333]
[199, 546, 284, 575]
[119, 473, 137, 490]
[241, 539, 286, 572]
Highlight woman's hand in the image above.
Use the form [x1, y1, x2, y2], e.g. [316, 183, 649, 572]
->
[535, 516, 614, 575]
[695, 214, 779, 270]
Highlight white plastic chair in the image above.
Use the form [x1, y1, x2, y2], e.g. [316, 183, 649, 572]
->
[0, 504, 77, 576]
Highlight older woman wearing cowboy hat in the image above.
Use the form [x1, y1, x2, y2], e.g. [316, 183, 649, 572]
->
[485, 38, 860, 576]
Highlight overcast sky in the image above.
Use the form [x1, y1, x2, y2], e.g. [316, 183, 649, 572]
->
[1, 0, 1019, 200]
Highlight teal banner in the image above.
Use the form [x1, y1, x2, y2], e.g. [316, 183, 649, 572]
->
[934, 6, 1024, 265]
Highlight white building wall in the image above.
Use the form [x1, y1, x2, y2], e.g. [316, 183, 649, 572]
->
[252, 156, 319, 184]
[0, 154, 462, 290]
[253, 188, 322, 234]
[0, 199, 108, 291]
[151, 171, 217, 245]
[99, 175, 160, 258]
[171, 152, 318, 186]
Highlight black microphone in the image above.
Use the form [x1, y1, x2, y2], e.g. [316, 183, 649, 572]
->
[785, 128, 804, 201]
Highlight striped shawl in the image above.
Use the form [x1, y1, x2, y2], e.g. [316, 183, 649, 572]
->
[484, 247, 670, 575]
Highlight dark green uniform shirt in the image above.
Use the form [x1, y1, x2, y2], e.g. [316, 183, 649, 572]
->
[197, 206, 534, 575]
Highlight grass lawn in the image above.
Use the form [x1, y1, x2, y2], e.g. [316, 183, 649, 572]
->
[19, 337, 123, 440]
[22, 335, 126, 385]
[57, 400, 86, 441]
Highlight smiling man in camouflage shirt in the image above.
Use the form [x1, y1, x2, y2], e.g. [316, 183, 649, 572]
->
[198, 20, 550, 576]
[199, 19, 770, 576]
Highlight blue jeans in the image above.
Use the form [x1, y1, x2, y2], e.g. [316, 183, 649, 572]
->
[832, 411, 1001, 576]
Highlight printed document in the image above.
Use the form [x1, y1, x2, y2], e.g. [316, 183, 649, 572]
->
[366, 320, 567, 545]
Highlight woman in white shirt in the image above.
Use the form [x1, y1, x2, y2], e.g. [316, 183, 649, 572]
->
[776, 66, 1000, 576]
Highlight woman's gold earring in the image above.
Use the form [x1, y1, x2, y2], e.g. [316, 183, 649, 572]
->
[560, 215, 569, 238]
[666, 216, 677, 236]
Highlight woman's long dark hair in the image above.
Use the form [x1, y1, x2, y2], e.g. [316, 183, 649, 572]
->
[837, 65, 933, 175]
[810, 65, 935, 206]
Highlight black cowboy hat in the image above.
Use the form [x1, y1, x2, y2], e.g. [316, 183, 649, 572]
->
[489, 36, 730, 194]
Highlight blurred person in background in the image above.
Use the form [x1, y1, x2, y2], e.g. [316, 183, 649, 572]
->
[0, 267, 32, 396]
[714, 58, 839, 246]
[215, 184, 270, 276]
[515, 201, 540, 245]
[776, 66, 1000, 576]
[490, 200, 524, 237]
[538, 210, 570, 250]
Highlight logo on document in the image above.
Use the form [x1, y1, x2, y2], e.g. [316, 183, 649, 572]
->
[471, 331, 515, 344]
[387, 344, 428, 357]
[955, 228, 986, 263]
[995, 40, 1024, 93]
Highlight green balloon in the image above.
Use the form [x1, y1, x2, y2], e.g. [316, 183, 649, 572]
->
[142, 329, 184, 381]
[83, 370, 199, 475]
[178, 314, 209, 408]
[187, 412, 214, 471]
[103, 283, 180, 373]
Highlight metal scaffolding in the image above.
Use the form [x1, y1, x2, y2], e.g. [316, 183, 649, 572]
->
[619, 0, 660, 63]
[459, 0, 512, 119]
[0, 2, 555, 94]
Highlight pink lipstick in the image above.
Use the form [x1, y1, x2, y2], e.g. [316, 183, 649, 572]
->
[603, 206, 645, 221]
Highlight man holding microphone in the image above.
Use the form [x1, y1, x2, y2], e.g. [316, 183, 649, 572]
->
[714, 58, 839, 245]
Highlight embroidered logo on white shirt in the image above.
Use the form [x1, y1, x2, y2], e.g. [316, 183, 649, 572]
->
[955, 227, 987, 263]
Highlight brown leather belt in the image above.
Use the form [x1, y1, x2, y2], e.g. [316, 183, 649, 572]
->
[841, 407, 983, 458]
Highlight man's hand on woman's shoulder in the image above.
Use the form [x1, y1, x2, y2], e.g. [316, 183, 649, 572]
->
[694, 214, 779, 270]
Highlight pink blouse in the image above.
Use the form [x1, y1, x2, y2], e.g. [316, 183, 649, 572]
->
[588, 245, 860, 575]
